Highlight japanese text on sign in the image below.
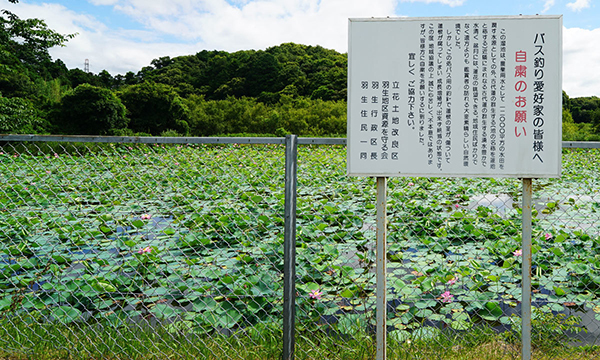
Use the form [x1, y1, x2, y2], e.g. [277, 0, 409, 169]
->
[348, 16, 562, 178]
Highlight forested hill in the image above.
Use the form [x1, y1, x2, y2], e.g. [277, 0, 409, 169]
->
[563, 93, 600, 141]
[1, 39, 349, 136]
[25, 43, 347, 103]
[140, 44, 347, 102]
[0, 3, 598, 139]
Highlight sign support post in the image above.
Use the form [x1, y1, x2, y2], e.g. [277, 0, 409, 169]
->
[521, 178, 533, 360]
[376, 177, 387, 360]
[283, 134, 298, 360]
[347, 16, 561, 360]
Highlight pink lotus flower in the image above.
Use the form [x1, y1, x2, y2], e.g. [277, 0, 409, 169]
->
[545, 233, 552, 240]
[308, 289, 323, 300]
[137, 247, 152, 254]
[440, 291, 454, 303]
[454, 204, 460, 208]
[447, 277, 457, 285]
[408, 182, 414, 186]
[513, 249, 522, 257]
[141, 214, 151, 220]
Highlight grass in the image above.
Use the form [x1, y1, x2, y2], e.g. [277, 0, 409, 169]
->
[1, 318, 599, 360]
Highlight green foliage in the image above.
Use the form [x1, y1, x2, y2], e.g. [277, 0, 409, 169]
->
[563, 107, 600, 141]
[0, 3, 75, 81]
[275, 95, 346, 135]
[1, 146, 600, 359]
[0, 145, 598, 335]
[119, 81, 190, 135]
[35, 77, 69, 104]
[0, 10, 75, 64]
[66, 68, 99, 88]
[567, 96, 600, 134]
[184, 94, 346, 137]
[560, 93, 600, 140]
[4, 2, 600, 140]
[0, 96, 41, 133]
[160, 129, 183, 137]
[563, 107, 574, 125]
[0, 68, 37, 98]
[2, 317, 599, 359]
[186, 95, 271, 136]
[503, 309, 585, 353]
[141, 43, 347, 101]
[58, 83, 127, 135]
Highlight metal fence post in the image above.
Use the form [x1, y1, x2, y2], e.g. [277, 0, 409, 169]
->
[283, 135, 298, 360]
[376, 177, 387, 360]
[521, 178, 533, 360]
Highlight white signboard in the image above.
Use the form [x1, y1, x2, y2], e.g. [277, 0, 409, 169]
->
[347, 16, 562, 177]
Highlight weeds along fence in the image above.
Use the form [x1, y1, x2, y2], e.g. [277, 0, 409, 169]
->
[1, 135, 600, 360]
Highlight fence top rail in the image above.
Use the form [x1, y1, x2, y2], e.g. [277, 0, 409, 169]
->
[0, 134, 348, 145]
[0, 134, 285, 145]
[562, 141, 600, 149]
[0, 134, 598, 148]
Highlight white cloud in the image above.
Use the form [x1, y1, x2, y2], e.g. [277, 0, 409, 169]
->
[5, 0, 398, 75]
[115, 0, 197, 20]
[563, 26, 600, 97]
[566, 0, 591, 11]
[6, 2, 106, 37]
[542, 0, 555, 13]
[4, 1, 190, 74]
[111, 0, 398, 51]
[400, 0, 466, 6]
[88, 0, 121, 5]
[51, 31, 198, 75]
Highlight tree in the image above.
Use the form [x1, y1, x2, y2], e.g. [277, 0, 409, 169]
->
[562, 90, 571, 110]
[0, 0, 75, 100]
[67, 68, 98, 88]
[97, 70, 114, 89]
[311, 85, 336, 101]
[0, 68, 36, 98]
[58, 84, 127, 135]
[119, 81, 190, 135]
[1, 0, 76, 75]
[240, 51, 281, 97]
[0, 96, 41, 133]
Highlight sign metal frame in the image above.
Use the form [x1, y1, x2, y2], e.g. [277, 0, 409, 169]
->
[347, 15, 563, 178]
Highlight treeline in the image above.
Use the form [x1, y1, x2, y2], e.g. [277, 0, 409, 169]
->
[0, 9, 348, 137]
[2, 3, 600, 140]
[562, 92, 600, 141]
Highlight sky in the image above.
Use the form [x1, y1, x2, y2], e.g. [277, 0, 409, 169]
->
[4, 0, 600, 97]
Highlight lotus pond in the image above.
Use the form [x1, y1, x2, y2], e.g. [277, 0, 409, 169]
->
[1, 143, 600, 344]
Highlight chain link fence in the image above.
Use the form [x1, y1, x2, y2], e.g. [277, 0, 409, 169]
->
[0, 137, 289, 359]
[1, 136, 600, 359]
[296, 144, 600, 360]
